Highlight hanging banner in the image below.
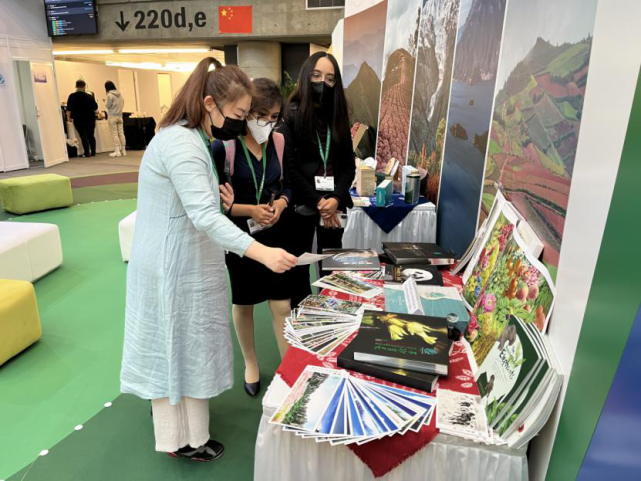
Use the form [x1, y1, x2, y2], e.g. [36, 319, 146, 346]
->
[479, 0, 598, 270]
[374, 0, 423, 170]
[407, 0, 462, 203]
[343, 0, 389, 160]
[436, 0, 508, 256]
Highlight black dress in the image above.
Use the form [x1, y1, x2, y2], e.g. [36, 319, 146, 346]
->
[279, 103, 356, 306]
[212, 135, 295, 306]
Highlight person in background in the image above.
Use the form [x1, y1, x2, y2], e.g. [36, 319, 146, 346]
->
[105, 81, 127, 158]
[280, 52, 356, 307]
[212, 78, 293, 398]
[66, 79, 98, 157]
[120, 58, 297, 463]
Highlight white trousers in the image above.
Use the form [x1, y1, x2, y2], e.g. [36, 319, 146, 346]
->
[108, 117, 126, 151]
[151, 397, 210, 452]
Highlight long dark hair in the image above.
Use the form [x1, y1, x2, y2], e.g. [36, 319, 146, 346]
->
[105, 81, 117, 93]
[159, 57, 253, 129]
[289, 52, 350, 144]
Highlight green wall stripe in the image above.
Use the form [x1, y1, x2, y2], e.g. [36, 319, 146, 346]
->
[546, 66, 641, 480]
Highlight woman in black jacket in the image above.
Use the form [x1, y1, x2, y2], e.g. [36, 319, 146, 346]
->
[280, 52, 356, 306]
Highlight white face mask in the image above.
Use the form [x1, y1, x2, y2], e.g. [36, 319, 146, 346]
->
[246, 119, 274, 145]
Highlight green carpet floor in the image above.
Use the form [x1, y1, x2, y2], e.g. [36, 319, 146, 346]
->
[0, 199, 284, 481]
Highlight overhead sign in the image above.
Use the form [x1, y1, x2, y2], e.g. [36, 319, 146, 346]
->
[91, 1, 339, 41]
[114, 7, 207, 33]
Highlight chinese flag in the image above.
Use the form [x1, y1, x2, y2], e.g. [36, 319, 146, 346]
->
[218, 6, 253, 34]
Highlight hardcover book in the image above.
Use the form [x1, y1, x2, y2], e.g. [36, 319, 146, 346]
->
[337, 340, 438, 392]
[383, 242, 455, 266]
[352, 311, 450, 376]
[321, 249, 381, 271]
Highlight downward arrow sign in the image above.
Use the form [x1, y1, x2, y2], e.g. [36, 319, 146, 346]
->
[115, 11, 130, 32]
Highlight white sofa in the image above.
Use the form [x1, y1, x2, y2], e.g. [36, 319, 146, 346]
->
[118, 211, 137, 262]
[0, 222, 63, 281]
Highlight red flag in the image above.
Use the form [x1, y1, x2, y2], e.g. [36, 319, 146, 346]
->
[218, 6, 252, 34]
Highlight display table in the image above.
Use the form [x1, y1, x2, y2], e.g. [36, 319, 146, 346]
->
[254, 279, 528, 480]
[342, 201, 437, 253]
[255, 375, 528, 481]
[123, 117, 156, 150]
[66, 120, 114, 155]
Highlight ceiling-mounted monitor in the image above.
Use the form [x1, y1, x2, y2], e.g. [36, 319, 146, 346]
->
[44, 0, 98, 37]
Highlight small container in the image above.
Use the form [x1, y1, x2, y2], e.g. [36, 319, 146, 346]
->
[446, 313, 461, 340]
[404, 173, 420, 205]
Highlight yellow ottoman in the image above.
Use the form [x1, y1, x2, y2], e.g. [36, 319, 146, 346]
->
[0, 174, 73, 215]
[0, 279, 42, 366]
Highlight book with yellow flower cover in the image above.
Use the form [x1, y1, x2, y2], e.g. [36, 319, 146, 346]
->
[352, 311, 451, 376]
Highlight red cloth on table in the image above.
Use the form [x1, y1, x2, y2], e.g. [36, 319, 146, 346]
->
[275, 277, 479, 478]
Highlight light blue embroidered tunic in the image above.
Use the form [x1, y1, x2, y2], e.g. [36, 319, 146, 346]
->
[120, 124, 254, 405]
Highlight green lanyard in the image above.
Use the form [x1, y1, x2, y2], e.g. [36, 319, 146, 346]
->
[239, 137, 267, 204]
[316, 129, 331, 177]
[197, 128, 224, 214]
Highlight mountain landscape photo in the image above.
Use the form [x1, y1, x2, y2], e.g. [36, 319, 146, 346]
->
[482, 36, 593, 268]
[407, 0, 461, 203]
[436, 0, 507, 256]
[343, 0, 388, 159]
[375, 0, 423, 170]
[479, 0, 598, 272]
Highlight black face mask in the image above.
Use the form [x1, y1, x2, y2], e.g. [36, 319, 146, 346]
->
[311, 81, 334, 105]
[209, 110, 247, 141]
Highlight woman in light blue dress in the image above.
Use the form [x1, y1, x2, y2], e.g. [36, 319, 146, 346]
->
[120, 58, 297, 462]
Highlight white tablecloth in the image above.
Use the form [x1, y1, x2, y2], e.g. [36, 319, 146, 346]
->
[66, 120, 115, 155]
[254, 375, 528, 481]
[342, 202, 437, 253]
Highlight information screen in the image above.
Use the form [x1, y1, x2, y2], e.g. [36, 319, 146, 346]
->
[44, 0, 98, 37]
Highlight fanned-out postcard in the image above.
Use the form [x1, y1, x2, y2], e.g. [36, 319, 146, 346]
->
[284, 307, 361, 357]
[298, 295, 364, 318]
[436, 389, 491, 443]
[270, 365, 436, 446]
[313, 272, 384, 300]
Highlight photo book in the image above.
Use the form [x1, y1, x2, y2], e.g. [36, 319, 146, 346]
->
[337, 340, 439, 392]
[469, 315, 563, 449]
[383, 242, 455, 266]
[321, 248, 381, 272]
[351, 311, 451, 376]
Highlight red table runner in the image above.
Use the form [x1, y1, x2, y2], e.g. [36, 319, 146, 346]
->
[275, 275, 479, 478]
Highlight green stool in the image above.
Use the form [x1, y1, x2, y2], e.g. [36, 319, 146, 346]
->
[0, 174, 73, 215]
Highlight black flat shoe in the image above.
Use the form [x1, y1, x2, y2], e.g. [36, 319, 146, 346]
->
[244, 379, 261, 397]
[167, 439, 225, 462]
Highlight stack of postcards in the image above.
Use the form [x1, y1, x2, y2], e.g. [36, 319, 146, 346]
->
[284, 295, 365, 357]
[270, 366, 436, 446]
[313, 272, 384, 300]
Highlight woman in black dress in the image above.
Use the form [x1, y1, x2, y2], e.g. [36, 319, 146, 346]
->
[212, 78, 293, 398]
[280, 52, 356, 307]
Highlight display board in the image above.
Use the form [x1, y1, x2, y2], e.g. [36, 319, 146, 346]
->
[436, 0, 507, 254]
[406, 0, 462, 204]
[45, 0, 98, 37]
[374, 0, 423, 170]
[478, 0, 598, 270]
[343, 0, 388, 160]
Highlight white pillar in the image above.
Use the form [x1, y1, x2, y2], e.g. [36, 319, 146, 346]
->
[237, 41, 281, 83]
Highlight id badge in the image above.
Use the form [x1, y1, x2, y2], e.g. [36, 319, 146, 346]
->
[315, 176, 335, 192]
[247, 218, 270, 235]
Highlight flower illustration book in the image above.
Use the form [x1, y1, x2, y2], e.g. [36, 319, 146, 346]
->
[465, 229, 555, 368]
